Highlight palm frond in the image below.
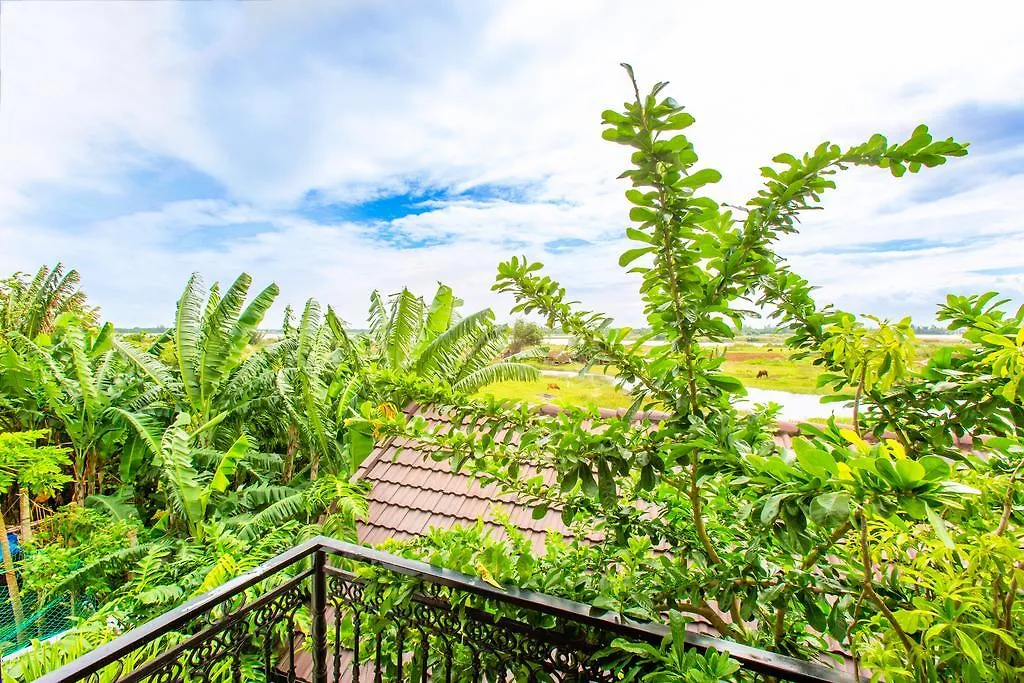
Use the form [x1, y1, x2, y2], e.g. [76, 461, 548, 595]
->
[138, 583, 185, 606]
[453, 361, 539, 393]
[64, 321, 100, 409]
[196, 553, 240, 594]
[175, 273, 206, 411]
[297, 298, 322, 362]
[367, 291, 388, 348]
[242, 485, 299, 508]
[208, 434, 248, 493]
[113, 337, 180, 399]
[125, 384, 167, 412]
[420, 283, 456, 343]
[326, 306, 365, 371]
[241, 450, 284, 473]
[146, 328, 173, 356]
[200, 281, 223, 336]
[85, 492, 140, 520]
[239, 492, 307, 540]
[109, 407, 164, 459]
[224, 279, 279, 377]
[9, 331, 70, 393]
[384, 288, 424, 370]
[452, 322, 508, 380]
[505, 345, 546, 361]
[200, 277, 250, 397]
[216, 337, 293, 408]
[161, 414, 205, 527]
[415, 309, 494, 377]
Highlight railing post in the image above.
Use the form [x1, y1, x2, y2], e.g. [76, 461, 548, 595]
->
[311, 549, 328, 683]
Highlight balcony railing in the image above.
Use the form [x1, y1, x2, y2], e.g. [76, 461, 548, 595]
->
[34, 536, 851, 683]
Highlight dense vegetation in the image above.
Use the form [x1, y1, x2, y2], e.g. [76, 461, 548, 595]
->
[374, 67, 1023, 682]
[0, 67, 1021, 682]
[0, 270, 534, 676]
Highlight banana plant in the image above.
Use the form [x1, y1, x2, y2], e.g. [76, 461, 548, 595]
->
[334, 283, 540, 394]
[0, 263, 98, 339]
[114, 272, 280, 448]
[116, 412, 249, 540]
[275, 299, 347, 480]
[15, 315, 135, 503]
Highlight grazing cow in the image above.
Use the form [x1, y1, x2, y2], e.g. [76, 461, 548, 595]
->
[756, 370, 769, 379]
[547, 383, 561, 390]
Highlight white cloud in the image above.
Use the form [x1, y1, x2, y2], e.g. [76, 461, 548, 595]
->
[1, 0, 1022, 327]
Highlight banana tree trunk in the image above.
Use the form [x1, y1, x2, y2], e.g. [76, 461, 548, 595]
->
[85, 450, 98, 497]
[72, 457, 86, 505]
[1, 516, 26, 646]
[283, 426, 298, 481]
[19, 487, 32, 544]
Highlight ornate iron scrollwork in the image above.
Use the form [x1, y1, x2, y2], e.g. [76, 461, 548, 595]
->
[37, 539, 847, 683]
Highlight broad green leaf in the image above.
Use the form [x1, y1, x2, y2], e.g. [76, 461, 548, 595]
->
[579, 465, 598, 497]
[956, 629, 983, 666]
[894, 458, 925, 487]
[893, 609, 930, 634]
[349, 423, 375, 471]
[809, 492, 851, 525]
[925, 503, 954, 549]
[210, 435, 248, 493]
[678, 168, 722, 189]
[919, 455, 950, 481]
[793, 439, 838, 478]
[760, 493, 789, 523]
[618, 247, 655, 267]
[85, 492, 139, 521]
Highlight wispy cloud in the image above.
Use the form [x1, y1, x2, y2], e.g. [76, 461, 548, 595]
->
[1, 0, 1022, 327]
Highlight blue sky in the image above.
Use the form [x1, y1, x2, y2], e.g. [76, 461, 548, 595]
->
[1, 0, 1022, 327]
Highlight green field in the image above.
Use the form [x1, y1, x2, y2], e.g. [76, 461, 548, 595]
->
[475, 374, 634, 409]
[488, 337, 970, 407]
[715, 345, 831, 395]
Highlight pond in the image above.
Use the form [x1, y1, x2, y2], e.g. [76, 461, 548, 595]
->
[738, 387, 852, 421]
[540, 370, 851, 421]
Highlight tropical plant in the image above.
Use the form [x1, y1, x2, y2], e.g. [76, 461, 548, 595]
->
[11, 316, 137, 503]
[332, 283, 539, 394]
[275, 299, 365, 479]
[369, 67, 1024, 681]
[0, 430, 70, 639]
[0, 264, 98, 340]
[113, 272, 280, 448]
[20, 506, 142, 604]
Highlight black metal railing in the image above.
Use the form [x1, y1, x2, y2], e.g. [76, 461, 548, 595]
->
[33, 536, 852, 683]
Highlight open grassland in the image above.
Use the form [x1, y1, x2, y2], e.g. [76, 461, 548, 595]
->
[514, 337, 971, 403]
[716, 347, 831, 395]
[474, 375, 634, 409]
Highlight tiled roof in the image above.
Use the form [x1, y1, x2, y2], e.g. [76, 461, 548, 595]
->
[355, 403, 976, 551]
[346, 403, 981, 677]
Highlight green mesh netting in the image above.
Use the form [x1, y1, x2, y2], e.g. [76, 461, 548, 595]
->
[0, 556, 96, 657]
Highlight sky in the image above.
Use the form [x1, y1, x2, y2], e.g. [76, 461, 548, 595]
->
[1, 0, 1022, 328]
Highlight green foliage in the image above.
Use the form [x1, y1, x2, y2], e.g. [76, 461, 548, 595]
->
[0, 64, 1018, 683]
[508, 319, 545, 354]
[342, 283, 540, 395]
[0, 268, 377, 679]
[376, 66, 1024, 682]
[0, 264, 98, 340]
[0, 430, 70, 496]
[607, 612, 741, 683]
[21, 507, 142, 602]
